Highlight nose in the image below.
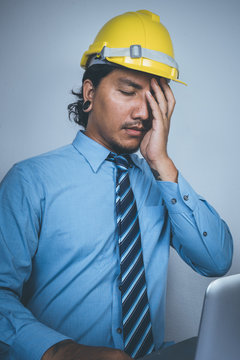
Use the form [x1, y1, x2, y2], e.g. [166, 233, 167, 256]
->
[131, 96, 149, 121]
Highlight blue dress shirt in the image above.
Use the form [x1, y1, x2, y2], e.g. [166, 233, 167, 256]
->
[0, 131, 233, 359]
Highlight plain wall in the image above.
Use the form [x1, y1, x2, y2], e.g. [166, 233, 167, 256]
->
[0, 0, 239, 343]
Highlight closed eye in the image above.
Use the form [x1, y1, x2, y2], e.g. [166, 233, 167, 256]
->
[120, 90, 136, 96]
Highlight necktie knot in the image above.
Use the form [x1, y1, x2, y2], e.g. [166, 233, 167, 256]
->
[107, 153, 130, 171]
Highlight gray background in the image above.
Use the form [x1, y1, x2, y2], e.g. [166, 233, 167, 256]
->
[0, 0, 239, 343]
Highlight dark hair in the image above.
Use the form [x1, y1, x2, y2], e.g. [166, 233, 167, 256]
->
[68, 64, 117, 128]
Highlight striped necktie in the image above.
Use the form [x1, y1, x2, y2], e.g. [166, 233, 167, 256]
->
[107, 153, 154, 359]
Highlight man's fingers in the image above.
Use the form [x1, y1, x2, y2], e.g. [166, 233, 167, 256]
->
[150, 78, 176, 120]
[151, 78, 168, 120]
[145, 90, 163, 129]
[146, 77, 176, 132]
[159, 78, 176, 118]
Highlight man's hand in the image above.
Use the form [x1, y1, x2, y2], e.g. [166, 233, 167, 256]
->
[140, 78, 178, 183]
[41, 340, 132, 360]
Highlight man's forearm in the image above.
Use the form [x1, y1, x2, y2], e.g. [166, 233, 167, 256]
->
[150, 157, 178, 183]
[42, 340, 132, 360]
[42, 340, 74, 360]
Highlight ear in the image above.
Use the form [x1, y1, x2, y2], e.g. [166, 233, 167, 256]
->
[83, 79, 95, 112]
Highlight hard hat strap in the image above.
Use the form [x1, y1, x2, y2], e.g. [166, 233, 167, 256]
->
[98, 45, 179, 71]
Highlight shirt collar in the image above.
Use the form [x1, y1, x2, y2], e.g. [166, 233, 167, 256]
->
[72, 130, 140, 173]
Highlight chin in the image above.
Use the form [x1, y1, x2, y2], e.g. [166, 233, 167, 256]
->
[111, 142, 140, 155]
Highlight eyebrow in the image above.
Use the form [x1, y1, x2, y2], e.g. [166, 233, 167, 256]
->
[117, 78, 143, 90]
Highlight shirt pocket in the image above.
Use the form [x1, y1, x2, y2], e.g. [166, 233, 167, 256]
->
[138, 198, 167, 236]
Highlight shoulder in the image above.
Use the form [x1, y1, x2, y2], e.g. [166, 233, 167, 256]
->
[16, 143, 72, 167]
[1, 143, 78, 193]
[13, 144, 76, 180]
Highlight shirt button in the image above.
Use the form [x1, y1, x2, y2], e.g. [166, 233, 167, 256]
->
[171, 198, 177, 204]
[203, 231, 207, 237]
[118, 285, 122, 291]
[117, 328, 122, 334]
[129, 164, 133, 168]
[183, 195, 189, 201]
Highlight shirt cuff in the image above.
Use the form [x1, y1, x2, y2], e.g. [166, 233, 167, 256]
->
[157, 172, 199, 214]
[11, 321, 72, 360]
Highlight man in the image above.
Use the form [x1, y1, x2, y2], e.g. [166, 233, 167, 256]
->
[0, 10, 233, 360]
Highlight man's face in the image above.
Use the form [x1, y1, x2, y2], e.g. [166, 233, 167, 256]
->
[85, 68, 154, 154]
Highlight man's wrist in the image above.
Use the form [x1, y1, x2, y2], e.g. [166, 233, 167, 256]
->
[41, 340, 132, 360]
[150, 168, 162, 181]
[41, 340, 75, 360]
[149, 157, 178, 183]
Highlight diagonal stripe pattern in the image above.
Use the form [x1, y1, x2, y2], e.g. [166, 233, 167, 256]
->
[107, 153, 154, 359]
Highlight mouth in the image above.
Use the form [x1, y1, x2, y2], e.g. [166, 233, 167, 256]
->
[123, 126, 146, 137]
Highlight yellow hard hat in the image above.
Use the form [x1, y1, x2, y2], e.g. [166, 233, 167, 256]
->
[81, 10, 186, 85]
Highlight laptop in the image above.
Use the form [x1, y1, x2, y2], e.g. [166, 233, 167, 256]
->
[139, 274, 240, 360]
